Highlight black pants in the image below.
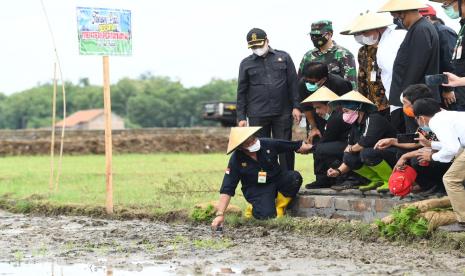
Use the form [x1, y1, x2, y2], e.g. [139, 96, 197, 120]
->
[249, 114, 294, 170]
[411, 158, 450, 192]
[244, 171, 302, 220]
[313, 141, 347, 184]
[343, 147, 397, 170]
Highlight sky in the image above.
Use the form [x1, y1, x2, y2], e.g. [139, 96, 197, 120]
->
[0, 0, 459, 94]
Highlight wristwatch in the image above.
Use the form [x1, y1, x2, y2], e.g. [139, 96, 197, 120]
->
[216, 211, 224, 217]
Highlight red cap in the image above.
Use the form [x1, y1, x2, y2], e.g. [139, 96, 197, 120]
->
[419, 4, 437, 16]
[389, 165, 417, 197]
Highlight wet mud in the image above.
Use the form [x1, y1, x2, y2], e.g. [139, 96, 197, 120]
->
[1, 209, 465, 275]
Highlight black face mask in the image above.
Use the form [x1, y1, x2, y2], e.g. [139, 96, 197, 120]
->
[311, 35, 329, 48]
[393, 17, 405, 30]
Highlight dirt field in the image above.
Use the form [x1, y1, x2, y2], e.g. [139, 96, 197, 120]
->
[1, 210, 465, 275]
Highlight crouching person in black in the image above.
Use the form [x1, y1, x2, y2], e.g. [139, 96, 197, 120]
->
[211, 127, 312, 228]
[326, 91, 397, 192]
[300, 86, 351, 189]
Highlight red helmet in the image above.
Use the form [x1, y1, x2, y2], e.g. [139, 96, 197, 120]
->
[389, 165, 417, 197]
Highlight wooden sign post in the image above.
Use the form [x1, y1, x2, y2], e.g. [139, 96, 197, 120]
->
[103, 56, 113, 214]
[77, 7, 132, 214]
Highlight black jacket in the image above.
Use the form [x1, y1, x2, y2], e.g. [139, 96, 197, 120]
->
[236, 48, 299, 120]
[390, 17, 440, 106]
[348, 113, 396, 148]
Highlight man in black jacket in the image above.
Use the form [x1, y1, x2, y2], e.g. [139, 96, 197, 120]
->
[236, 28, 301, 171]
[420, 4, 460, 110]
[379, 0, 440, 133]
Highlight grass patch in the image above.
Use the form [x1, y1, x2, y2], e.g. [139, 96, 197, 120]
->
[375, 206, 429, 240]
[0, 153, 314, 216]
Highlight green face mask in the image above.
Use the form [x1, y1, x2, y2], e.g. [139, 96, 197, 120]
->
[323, 113, 331, 121]
[444, 5, 460, 19]
[305, 82, 319, 92]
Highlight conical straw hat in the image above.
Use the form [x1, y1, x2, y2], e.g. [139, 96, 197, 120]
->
[226, 127, 262, 154]
[301, 86, 340, 105]
[329, 91, 377, 111]
[340, 14, 364, 35]
[379, 0, 427, 12]
[349, 12, 393, 34]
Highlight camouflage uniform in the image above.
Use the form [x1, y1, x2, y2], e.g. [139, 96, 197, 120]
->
[298, 20, 357, 89]
[357, 45, 389, 112]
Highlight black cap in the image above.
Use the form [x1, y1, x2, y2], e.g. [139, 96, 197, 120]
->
[246, 28, 267, 48]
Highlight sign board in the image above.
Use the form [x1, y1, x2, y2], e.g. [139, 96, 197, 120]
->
[76, 7, 132, 56]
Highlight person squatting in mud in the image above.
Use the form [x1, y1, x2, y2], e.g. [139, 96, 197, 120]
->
[211, 127, 312, 229]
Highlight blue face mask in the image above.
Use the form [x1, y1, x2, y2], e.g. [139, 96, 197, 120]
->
[421, 126, 432, 133]
[444, 5, 460, 19]
[305, 82, 319, 92]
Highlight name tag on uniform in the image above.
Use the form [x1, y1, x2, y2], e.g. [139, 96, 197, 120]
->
[457, 46, 463, 60]
[258, 171, 267, 184]
[370, 70, 377, 82]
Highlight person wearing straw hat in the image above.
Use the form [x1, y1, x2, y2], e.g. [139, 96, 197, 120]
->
[429, 0, 465, 111]
[298, 20, 357, 90]
[349, 12, 399, 119]
[300, 86, 351, 189]
[327, 91, 397, 192]
[419, 4, 459, 110]
[211, 127, 311, 228]
[379, 0, 440, 134]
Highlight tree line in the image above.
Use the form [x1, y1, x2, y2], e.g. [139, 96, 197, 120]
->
[0, 74, 238, 129]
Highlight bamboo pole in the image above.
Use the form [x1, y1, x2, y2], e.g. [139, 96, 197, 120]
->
[49, 63, 57, 191]
[103, 56, 113, 214]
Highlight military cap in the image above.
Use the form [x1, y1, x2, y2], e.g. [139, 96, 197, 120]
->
[247, 28, 267, 48]
[310, 20, 333, 35]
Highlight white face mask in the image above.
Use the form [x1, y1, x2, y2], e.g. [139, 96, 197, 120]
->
[361, 33, 379, 46]
[354, 34, 365, 45]
[246, 139, 261, 152]
[252, 45, 269, 56]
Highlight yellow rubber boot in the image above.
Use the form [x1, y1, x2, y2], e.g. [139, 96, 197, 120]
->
[244, 203, 253, 219]
[276, 192, 292, 218]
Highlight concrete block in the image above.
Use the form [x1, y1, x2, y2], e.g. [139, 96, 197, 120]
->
[314, 196, 335, 208]
[348, 199, 373, 212]
[334, 198, 351, 211]
[374, 199, 399, 212]
[297, 196, 315, 209]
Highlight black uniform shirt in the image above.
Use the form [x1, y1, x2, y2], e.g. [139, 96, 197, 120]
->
[236, 48, 299, 121]
[390, 17, 440, 106]
[220, 138, 302, 196]
[348, 113, 396, 148]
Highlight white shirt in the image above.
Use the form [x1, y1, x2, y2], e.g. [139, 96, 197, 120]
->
[377, 26, 407, 113]
[430, 110, 465, 163]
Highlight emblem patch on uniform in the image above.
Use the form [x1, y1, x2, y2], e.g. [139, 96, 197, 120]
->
[266, 150, 270, 154]
[278, 57, 283, 62]
[241, 162, 247, 167]
[225, 168, 230, 175]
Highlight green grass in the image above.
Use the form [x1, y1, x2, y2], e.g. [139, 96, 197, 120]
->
[0, 154, 314, 213]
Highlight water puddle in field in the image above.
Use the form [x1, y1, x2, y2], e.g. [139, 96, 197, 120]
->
[0, 262, 174, 276]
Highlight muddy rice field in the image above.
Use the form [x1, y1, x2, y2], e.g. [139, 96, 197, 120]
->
[1, 210, 465, 275]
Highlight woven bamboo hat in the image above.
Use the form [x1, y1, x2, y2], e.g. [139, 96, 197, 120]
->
[301, 86, 340, 105]
[329, 91, 377, 112]
[378, 0, 427, 12]
[349, 12, 393, 34]
[340, 14, 364, 35]
[226, 127, 262, 154]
